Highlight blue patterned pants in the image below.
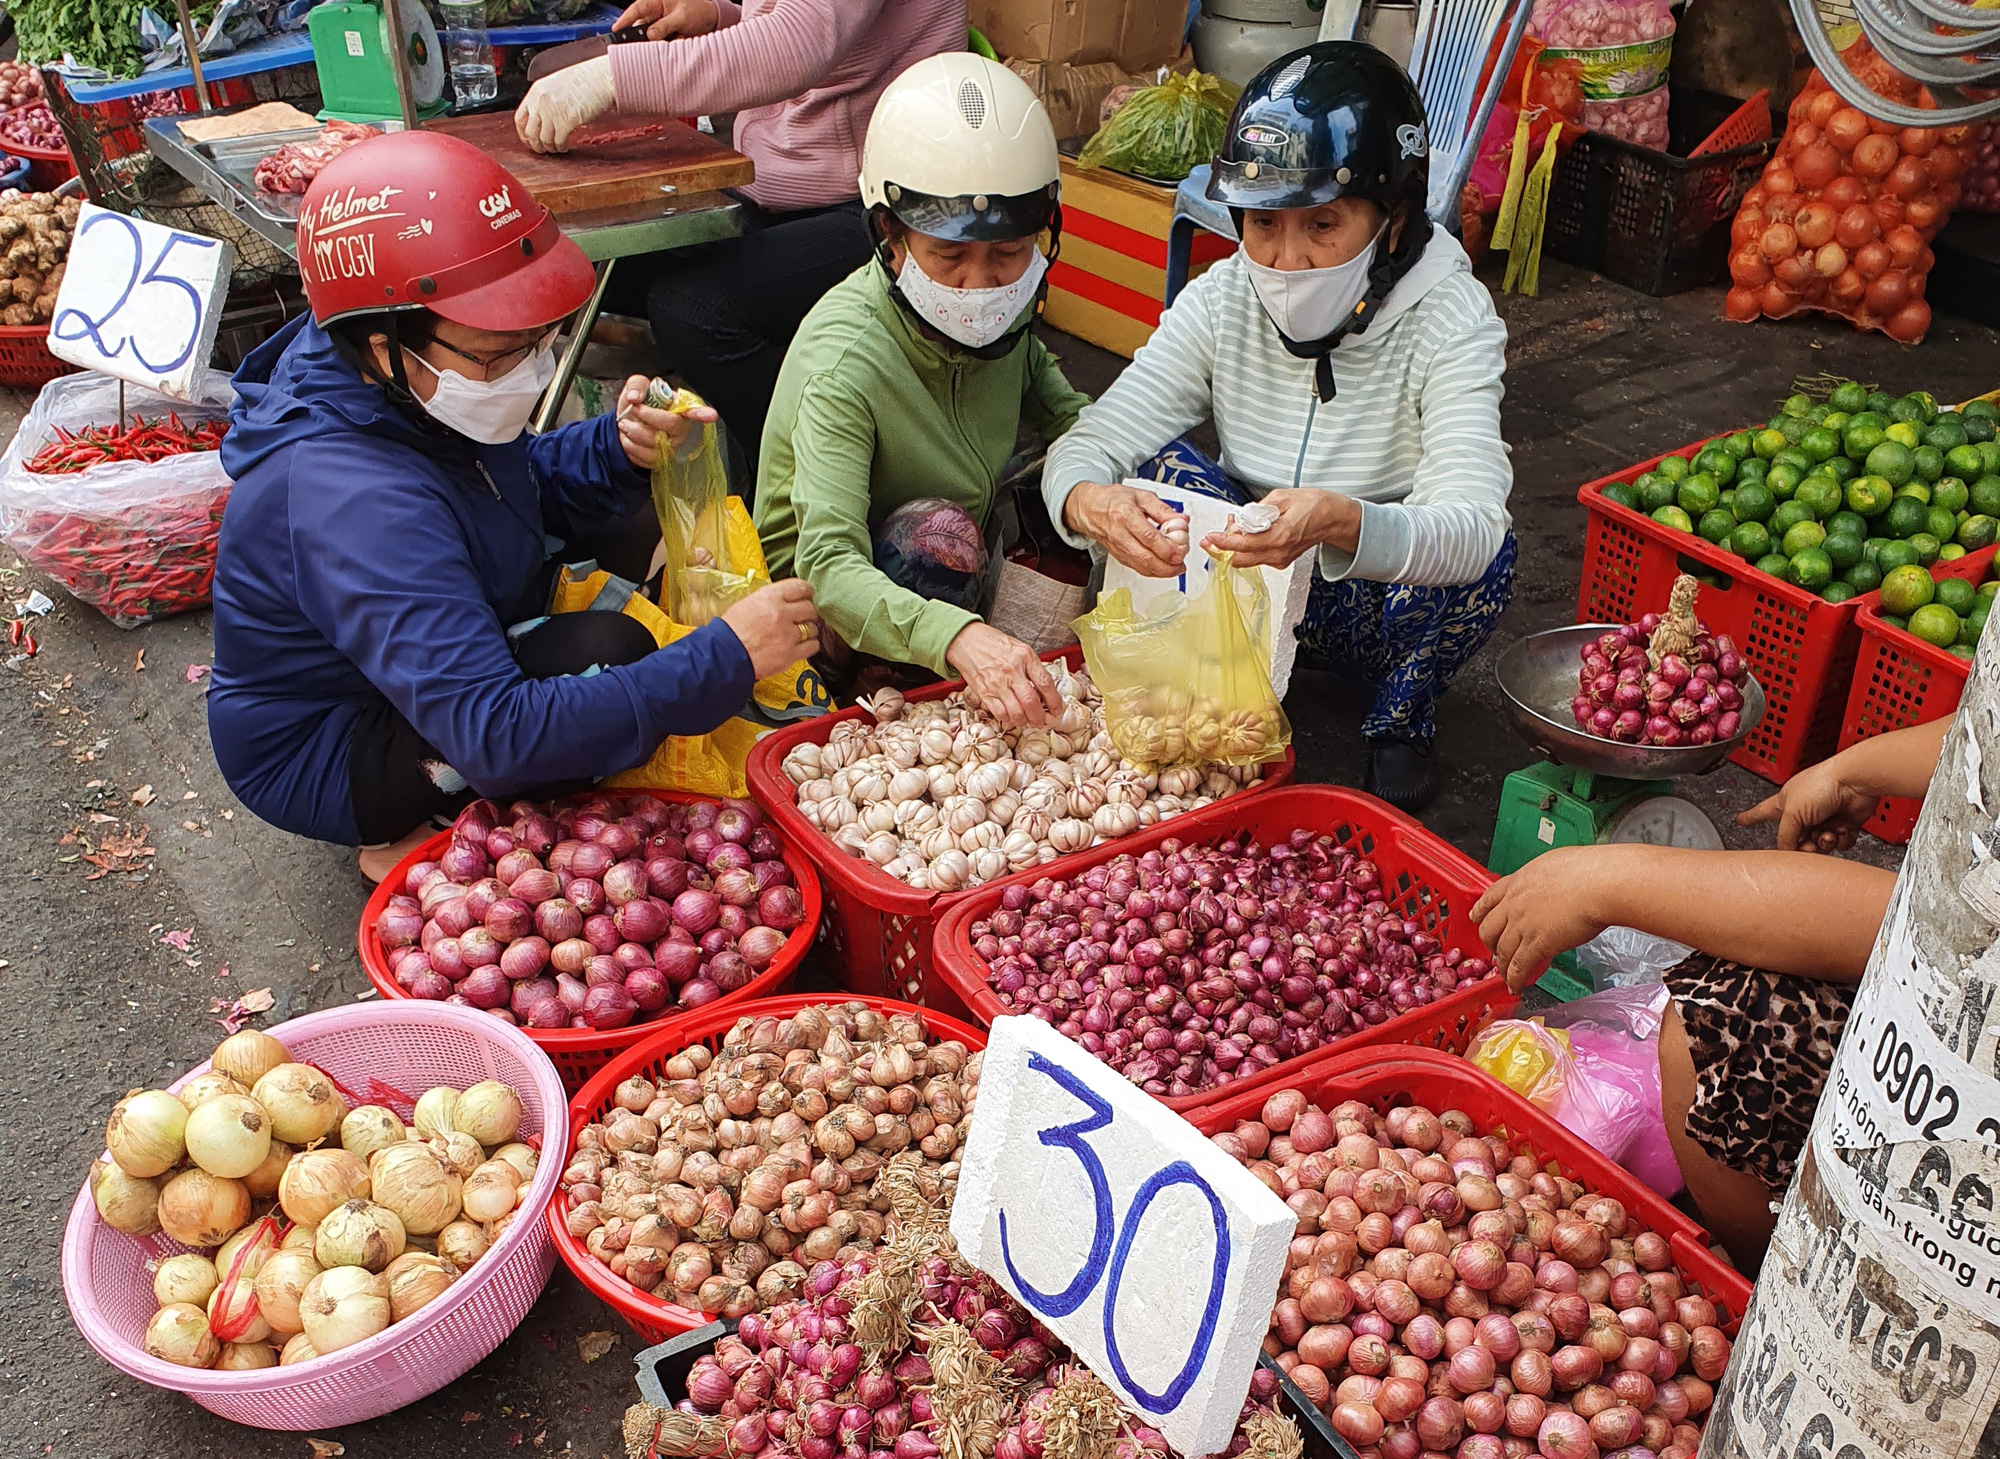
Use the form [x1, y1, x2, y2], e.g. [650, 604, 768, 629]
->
[1139, 439, 1517, 741]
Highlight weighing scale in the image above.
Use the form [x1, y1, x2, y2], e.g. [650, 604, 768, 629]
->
[308, 0, 448, 124]
[1490, 624, 1767, 999]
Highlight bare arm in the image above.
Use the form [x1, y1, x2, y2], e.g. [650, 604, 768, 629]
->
[1739, 715, 1949, 852]
[1471, 843, 1896, 992]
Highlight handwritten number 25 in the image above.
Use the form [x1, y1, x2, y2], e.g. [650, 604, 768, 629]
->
[52, 213, 216, 374]
[997, 1053, 1231, 1413]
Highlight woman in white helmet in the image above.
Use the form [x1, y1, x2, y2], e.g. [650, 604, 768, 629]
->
[754, 53, 1094, 727]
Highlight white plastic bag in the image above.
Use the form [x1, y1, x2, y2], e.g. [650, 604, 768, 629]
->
[0, 369, 235, 627]
[1575, 923, 1694, 990]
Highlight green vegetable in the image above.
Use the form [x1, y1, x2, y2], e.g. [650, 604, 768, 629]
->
[14, 0, 217, 79]
[1077, 71, 1239, 184]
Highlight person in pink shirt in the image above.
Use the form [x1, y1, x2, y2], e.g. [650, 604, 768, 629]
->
[515, 0, 966, 483]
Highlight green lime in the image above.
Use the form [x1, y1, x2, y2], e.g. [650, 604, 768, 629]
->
[1935, 478, 1971, 514]
[1882, 613, 1909, 630]
[1888, 421, 1923, 450]
[1721, 490, 1737, 516]
[1678, 474, 1721, 516]
[1784, 393, 1814, 418]
[1964, 398, 2000, 423]
[1724, 433, 1756, 459]
[1830, 381, 1870, 414]
[1960, 515, 1999, 550]
[1796, 477, 1844, 520]
[1981, 442, 2000, 474]
[1867, 440, 1917, 486]
[1639, 475, 1678, 513]
[1910, 603, 1963, 647]
[1866, 391, 1897, 416]
[1943, 544, 1969, 560]
[1846, 475, 1894, 517]
[1655, 455, 1691, 482]
[1849, 410, 1889, 434]
[1937, 576, 1978, 616]
[1602, 481, 1641, 511]
[1928, 417, 1970, 452]
[1694, 447, 1738, 485]
[1971, 476, 2000, 517]
[1732, 482, 1777, 524]
[1982, 578, 2000, 596]
[1881, 564, 1938, 615]
[1777, 414, 1811, 446]
[1828, 510, 1869, 539]
[1930, 505, 1961, 542]
[1824, 412, 1852, 434]
[1911, 532, 1943, 565]
[1810, 404, 1833, 425]
[1845, 422, 1888, 461]
[1904, 391, 1939, 424]
[1970, 415, 1999, 445]
[1771, 500, 1817, 537]
[1863, 536, 1889, 564]
[1753, 427, 1789, 459]
[1651, 505, 1694, 533]
[1699, 508, 1738, 546]
[1884, 495, 1931, 539]
[1737, 457, 1770, 486]
[1730, 521, 1773, 560]
[1822, 582, 1857, 603]
[1878, 539, 1922, 573]
[1774, 446, 1814, 475]
[1789, 548, 1835, 591]
[1897, 481, 1934, 505]
[1799, 428, 1841, 463]
[1953, 644, 1978, 659]
[1755, 552, 1793, 578]
[1915, 445, 1946, 484]
[1824, 455, 1859, 483]
[1946, 445, 1985, 480]
[1964, 602, 1990, 644]
[1824, 532, 1865, 571]
[1782, 520, 1828, 555]
[1768, 462, 1803, 499]
[1845, 560, 1884, 593]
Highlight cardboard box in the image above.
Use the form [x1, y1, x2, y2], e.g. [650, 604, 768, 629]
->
[972, 0, 1186, 72]
[1044, 154, 1237, 358]
[1006, 49, 1189, 140]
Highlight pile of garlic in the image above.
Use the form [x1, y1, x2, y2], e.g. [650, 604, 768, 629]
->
[777, 661, 1265, 889]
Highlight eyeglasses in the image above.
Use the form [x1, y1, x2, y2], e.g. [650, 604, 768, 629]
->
[419, 325, 561, 380]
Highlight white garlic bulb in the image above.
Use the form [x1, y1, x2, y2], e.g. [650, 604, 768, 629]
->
[918, 727, 956, 766]
[894, 799, 941, 836]
[887, 768, 929, 804]
[985, 789, 1021, 827]
[1010, 806, 1052, 842]
[1002, 830, 1040, 871]
[782, 743, 823, 784]
[943, 796, 988, 837]
[863, 831, 900, 866]
[1092, 802, 1139, 839]
[859, 801, 898, 836]
[1048, 818, 1092, 854]
[969, 847, 1009, 884]
[961, 760, 1011, 802]
[958, 820, 1004, 854]
[928, 850, 970, 891]
[820, 797, 859, 831]
[1067, 781, 1106, 818]
[921, 827, 960, 862]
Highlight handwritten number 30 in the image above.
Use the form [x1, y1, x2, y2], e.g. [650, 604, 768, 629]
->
[997, 1054, 1230, 1413]
[52, 214, 217, 375]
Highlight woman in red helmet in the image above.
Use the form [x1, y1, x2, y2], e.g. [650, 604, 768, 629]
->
[208, 131, 819, 880]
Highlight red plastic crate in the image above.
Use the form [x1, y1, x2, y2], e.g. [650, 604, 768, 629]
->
[0, 323, 79, 387]
[549, 993, 990, 1344]
[743, 650, 1294, 1010]
[930, 785, 1518, 1116]
[355, 790, 823, 1096]
[1189, 1045, 1753, 1329]
[1833, 545, 1994, 843]
[1578, 433, 1869, 783]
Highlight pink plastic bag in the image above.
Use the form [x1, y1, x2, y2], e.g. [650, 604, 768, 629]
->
[1532, 0, 1675, 151]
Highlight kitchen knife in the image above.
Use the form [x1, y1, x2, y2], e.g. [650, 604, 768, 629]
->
[525, 27, 647, 87]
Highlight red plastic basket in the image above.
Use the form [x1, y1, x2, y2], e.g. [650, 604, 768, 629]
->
[356, 790, 824, 1097]
[0, 103, 77, 190]
[930, 785, 1518, 1116]
[1832, 546, 1995, 843]
[1578, 435, 1870, 783]
[744, 652, 1295, 1011]
[0, 322, 78, 386]
[1189, 1045, 1753, 1328]
[549, 993, 991, 1344]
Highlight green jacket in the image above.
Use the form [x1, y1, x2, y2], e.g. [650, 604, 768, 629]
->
[755, 261, 1090, 675]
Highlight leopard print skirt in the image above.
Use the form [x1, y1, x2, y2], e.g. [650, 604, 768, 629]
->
[1663, 953, 1855, 1198]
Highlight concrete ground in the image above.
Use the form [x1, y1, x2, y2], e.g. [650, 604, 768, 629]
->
[6, 260, 1995, 1457]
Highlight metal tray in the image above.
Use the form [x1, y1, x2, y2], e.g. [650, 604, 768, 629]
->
[188, 120, 404, 227]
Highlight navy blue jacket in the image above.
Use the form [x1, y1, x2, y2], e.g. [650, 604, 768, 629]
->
[208, 316, 754, 845]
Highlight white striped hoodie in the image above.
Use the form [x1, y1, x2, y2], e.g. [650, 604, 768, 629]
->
[1043, 230, 1513, 587]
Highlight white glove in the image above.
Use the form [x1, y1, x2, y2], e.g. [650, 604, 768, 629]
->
[514, 55, 616, 154]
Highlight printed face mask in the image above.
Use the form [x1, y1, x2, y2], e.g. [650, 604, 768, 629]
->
[411, 344, 555, 445]
[896, 248, 1048, 349]
[1244, 224, 1387, 343]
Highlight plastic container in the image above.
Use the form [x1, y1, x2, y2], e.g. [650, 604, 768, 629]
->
[0, 321, 79, 386]
[356, 790, 824, 1096]
[930, 785, 1517, 1116]
[744, 655, 1295, 1010]
[0, 102, 78, 191]
[549, 993, 990, 1344]
[1546, 87, 1776, 297]
[1189, 1044, 1753, 1326]
[60, 999, 568, 1430]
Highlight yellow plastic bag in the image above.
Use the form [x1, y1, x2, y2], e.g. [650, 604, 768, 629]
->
[1073, 548, 1291, 771]
[1467, 1019, 1573, 1108]
[1076, 70, 1240, 183]
[652, 386, 767, 626]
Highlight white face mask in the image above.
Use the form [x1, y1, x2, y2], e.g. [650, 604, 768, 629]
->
[896, 247, 1048, 349]
[410, 344, 555, 445]
[1245, 224, 1387, 344]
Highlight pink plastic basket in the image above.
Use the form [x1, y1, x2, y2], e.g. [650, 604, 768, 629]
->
[60, 1000, 570, 1430]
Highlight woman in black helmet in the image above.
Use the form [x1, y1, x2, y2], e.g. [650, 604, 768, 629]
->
[1042, 43, 1515, 810]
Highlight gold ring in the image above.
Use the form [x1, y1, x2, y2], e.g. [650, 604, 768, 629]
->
[798, 621, 817, 645]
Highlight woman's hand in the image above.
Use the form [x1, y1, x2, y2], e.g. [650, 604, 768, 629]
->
[1061, 480, 1186, 578]
[1471, 847, 1612, 993]
[1737, 759, 1880, 853]
[1201, 488, 1358, 569]
[946, 623, 1065, 728]
[719, 580, 820, 679]
[613, 0, 721, 39]
[617, 375, 713, 470]
[515, 54, 615, 154]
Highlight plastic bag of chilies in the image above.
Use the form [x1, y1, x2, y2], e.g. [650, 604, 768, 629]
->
[1074, 548, 1290, 772]
[1077, 70, 1239, 184]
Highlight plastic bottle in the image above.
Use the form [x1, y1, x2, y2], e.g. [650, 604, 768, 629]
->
[439, 0, 498, 107]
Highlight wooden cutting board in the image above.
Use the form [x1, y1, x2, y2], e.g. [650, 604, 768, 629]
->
[424, 112, 753, 217]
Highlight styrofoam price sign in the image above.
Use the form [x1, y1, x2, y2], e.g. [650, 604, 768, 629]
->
[47, 202, 234, 402]
[949, 1015, 1293, 1458]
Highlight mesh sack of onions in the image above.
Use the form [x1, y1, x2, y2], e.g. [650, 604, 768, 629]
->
[623, 1155, 1311, 1459]
[1212, 1090, 1731, 1459]
[1725, 39, 1969, 344]
[1961, 122, 2000, 213]
[779, 665, 1268, 892]
[965, 831, 1491, 1101]
[561, 1003, 980, 1318]
[374, 792, 808, 1030]
[1530, 0, 1674, 151]
[1571, 575, 1749, 748]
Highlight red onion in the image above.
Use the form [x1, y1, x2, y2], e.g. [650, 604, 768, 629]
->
[752, 858, 792, 892]
[557, 973, 589, 1014]
[584, 914, 620, 954]
[648, 857, 692, 899]
[674, 889, 722, 936]
[571, 842, 615, 881]
[535, 898, 583, 944]
[570, 878, 607, 915]
[603, 860, 650, 906]
[376, 901, 423, 948]
[655, 939, 703, 984]
[716, 806, 756, 844]
[1537, 1409, 1595, 1459]
[739, 925, 788, 970]
[584, 956, 626, 989]
[582, 982, 638, 1029]
[679, 977, 721, 1007]
[458, 926, 501, 968]
[758, 885, 805, 930]
[461, 966, 510, 1009]
[625, 966, 669, 1012]
[485, 897, 533, 941]
[617, 898, 671, 944]
[597, 823, 641, 860]
[709, 952, 754, 993]
[715, 868, 760, 907]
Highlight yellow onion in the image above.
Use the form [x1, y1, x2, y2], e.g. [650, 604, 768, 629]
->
[184, 1093, 272, 1180]
[106, 1089, 188, 1178]
[279, 1332, 320, 1366]
[218, 1341, 278, 1370]
[208, 1274, 271, 1345]
[490, 1142, 538, 1186]
[278, 1147, 370, 1226]
[253, 1248, 321, 1336]
[145, 1303, 220, 1368]
[435, 1220, 491, 1270]
[412, 1086, 460, 1140]
[153, 1253, 219, 1308]
[316, 1199, 406, 1272]
[454, 1081, 523, 1148]
[428, 1131, 483, 1178]
[91, 1162, 161, 1236]
[484, 1209, 518, 1245]
[281, 1222, 317, 1253]
[252, 1064, 341, 1145]
[383, 1250, 456, 1322]
[243, 1139, 293, 1200]
[340, 1105, 407, 1165]
[370, 1142, 461, 1235]
[212, 1029, 291, 1087]
[177, 1071, 249, 1112]
[214, 1218, 279, 1286]
[300, 1266, 390, 1354]
[461, 1160, 520, 1223]
[158, 1169, 250, 1248]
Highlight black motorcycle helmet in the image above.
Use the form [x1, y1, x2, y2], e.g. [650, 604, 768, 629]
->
[1207, 42, 1435, 399]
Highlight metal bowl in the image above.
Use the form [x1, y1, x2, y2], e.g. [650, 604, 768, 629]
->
[1494, 625, 1766, 779]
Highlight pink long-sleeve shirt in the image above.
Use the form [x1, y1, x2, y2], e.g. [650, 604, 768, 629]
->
[608, 0, 968, 212]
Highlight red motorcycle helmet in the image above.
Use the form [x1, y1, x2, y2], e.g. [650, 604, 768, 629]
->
[296, 129, 594, 331]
